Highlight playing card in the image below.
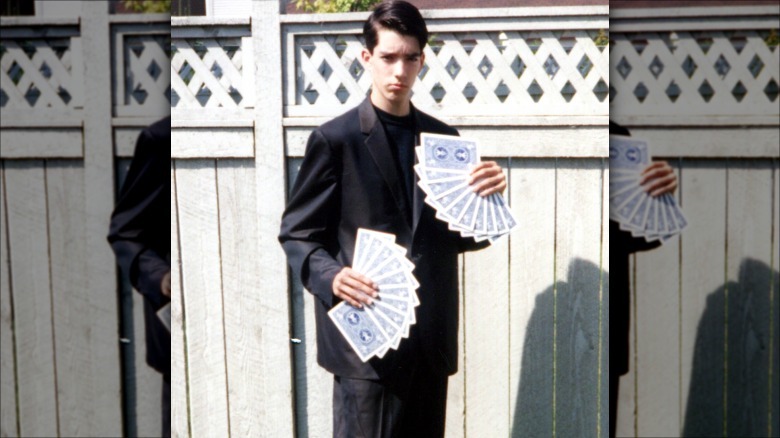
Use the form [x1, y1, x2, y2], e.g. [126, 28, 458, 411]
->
[329, 303, 388, 362]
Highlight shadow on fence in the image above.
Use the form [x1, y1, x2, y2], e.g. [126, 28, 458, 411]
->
[512, 258, 608, 437]
[683, 258, 780, 437]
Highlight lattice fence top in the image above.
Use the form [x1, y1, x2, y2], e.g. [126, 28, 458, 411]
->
[171, 30, 253, 110]
[0, 33, 82, 109]
[288, 30, 610, 118]
[610, 30, 779, 119]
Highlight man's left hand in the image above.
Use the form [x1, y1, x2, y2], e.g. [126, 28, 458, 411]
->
[469, 161, 507, 197]
[640, 161, 677, 197]
[162, 272, 171, 298]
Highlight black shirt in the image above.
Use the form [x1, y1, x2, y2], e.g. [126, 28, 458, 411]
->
[374, 105, 416, 220]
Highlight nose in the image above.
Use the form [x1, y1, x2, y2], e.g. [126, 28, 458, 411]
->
[393, 60, 405, 79]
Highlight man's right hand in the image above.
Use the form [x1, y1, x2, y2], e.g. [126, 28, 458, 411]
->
[161, 272, 171, 298]
[332, 267, 378, 308]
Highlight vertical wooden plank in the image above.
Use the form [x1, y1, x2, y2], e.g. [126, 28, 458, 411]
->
[3, 161, 58, 437]
[0, 163, 19, 437]
[217, 159, 265, 436]
[286, 157, 333, 438]
[464, 158, 510, 438]
[554, 158, 602, 438]
[46, 160, 116, 437]
[253, 1, 296, 434]
[445, 255, 465, 438]
[725, 160, 773, 437]
[771, 160, 780, 438]
[171, 161, 189, 438]
[615, 261, 637, 438]
[680, 160, 727, 438]
[599, 161, 609, 438]
[176, 160, 229, 437]
[634, 161, 682, 438]
[80, 2, 124, 433]
[508, 159, 556, 438]
[131, 290, 163, 438]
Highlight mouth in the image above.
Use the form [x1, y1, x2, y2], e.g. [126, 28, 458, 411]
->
[389, 83, 406, 90]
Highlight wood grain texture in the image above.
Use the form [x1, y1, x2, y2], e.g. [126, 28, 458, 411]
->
[772, 161, 780, 438]
[217, 160, 266, 436]
[252, 2, 296, 435]
[3, 161, 58, 437]
[0, 164, 19, 438]
[464, 159, 511, 438]
[679, 160, 727, 438]
[599, 161, 609, 438]
[286, 158, 334, 438]
[725, 161, 774, 437]
[554, 159, 603, 438]
[508, 159, 556, 438]
[176, 160, 230, 437]
[633, 160, 682, 438]
[46, 161, 121, 437]
[171, 161, 189, 438]
[445, 255, 466, 438]
[615, 254, 637, 438]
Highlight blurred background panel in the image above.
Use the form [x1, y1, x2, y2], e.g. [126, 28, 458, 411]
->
[610, 2, 779, 438]
[0, 1, 170, 437]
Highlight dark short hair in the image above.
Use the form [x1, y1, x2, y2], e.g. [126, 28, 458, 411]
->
[363, 0, 428, 53]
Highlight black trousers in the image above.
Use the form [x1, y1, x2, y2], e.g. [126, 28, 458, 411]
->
[610, 373, 619, 438]
[163, 372, 171, 438]
[332, 360, 448, 438]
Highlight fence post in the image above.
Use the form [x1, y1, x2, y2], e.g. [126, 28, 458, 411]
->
[79, 2, 123, 436]
[252, 0, 296, 436]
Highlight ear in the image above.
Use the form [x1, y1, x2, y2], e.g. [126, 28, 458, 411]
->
[361, 47, 372, 65]
[418, 51, 426, 72]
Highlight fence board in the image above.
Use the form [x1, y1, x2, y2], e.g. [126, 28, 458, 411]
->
[772, 161, 780, 438]
[0, 164, 19, 438]
[725, 161, 774, 437]
[285, 157, 334, 438]
[554, 158, 603, 438]
[171, 161, 189, 438]
[176, 160, 230, 437]
[508, 159, 556, 437]
[132, 290, 162, 438]
[445, 256, 466, 438]
[46, 160, 121, 436]
[599, 159, 609, 438]
[634, 161, 682, 438]
[3, 161, 58, 437]
[615, 255, 637, 438]
[464, 159, 511, 438]
[216, 160, 265, 437]
[679, 161, 728, 438]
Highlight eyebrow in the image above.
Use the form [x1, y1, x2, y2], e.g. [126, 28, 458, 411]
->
[377, 50, 421, 57]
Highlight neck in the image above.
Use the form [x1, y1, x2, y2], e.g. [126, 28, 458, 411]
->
[370, 91, 410, 117]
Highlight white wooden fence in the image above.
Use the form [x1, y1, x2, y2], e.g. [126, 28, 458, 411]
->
[610, 6, 780, 438]
[0, 4, 170, 438]
[171, 3, 610, 437]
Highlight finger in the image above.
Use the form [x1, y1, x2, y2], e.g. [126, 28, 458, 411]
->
[643, 174, 676, 195]
[639, 167, 674, 185]
[471, 174, 505, 194]
[339, 283, 373, 305]
[650, 180, 678, 197]
[641, 161, 668, 175]
[479, 179, 507, 197]
[469, 168, 500, 185]
[346, 269, 378, 291]
[342, 274, 378, 297]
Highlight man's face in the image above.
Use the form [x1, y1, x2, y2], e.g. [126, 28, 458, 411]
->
[361, 28, 425, 114]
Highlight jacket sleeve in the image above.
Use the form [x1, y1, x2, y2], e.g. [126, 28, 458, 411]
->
[279, 129, 342, 308]
[108, 127, 170, 310]
[611, 220, 661, 254]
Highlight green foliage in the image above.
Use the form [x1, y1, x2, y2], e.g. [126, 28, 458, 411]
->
[593, 29, 609, 47]
[765, 29, 779, 48]
[294, 0, 382, 13]
[123, 0, 171, 14]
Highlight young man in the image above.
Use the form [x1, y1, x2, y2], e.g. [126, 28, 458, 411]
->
[609, 121, 678, 438]
[108, 116, 171, 437]
[279, 1, 506, 436]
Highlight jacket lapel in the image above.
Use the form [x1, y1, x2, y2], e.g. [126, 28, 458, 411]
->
[359, 99, 413, 230]
[411, 105, 427, 235]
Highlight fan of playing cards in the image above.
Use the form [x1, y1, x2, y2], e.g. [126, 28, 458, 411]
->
[414, 133, 518, 242]
[609, 135, 688, 242]
[328, 229, 420, 362]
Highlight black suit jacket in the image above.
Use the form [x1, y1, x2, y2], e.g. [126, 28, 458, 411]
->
[279, 99, 488, 380]
[108, 117, 171, 376]
[609, 121, 660, 376]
